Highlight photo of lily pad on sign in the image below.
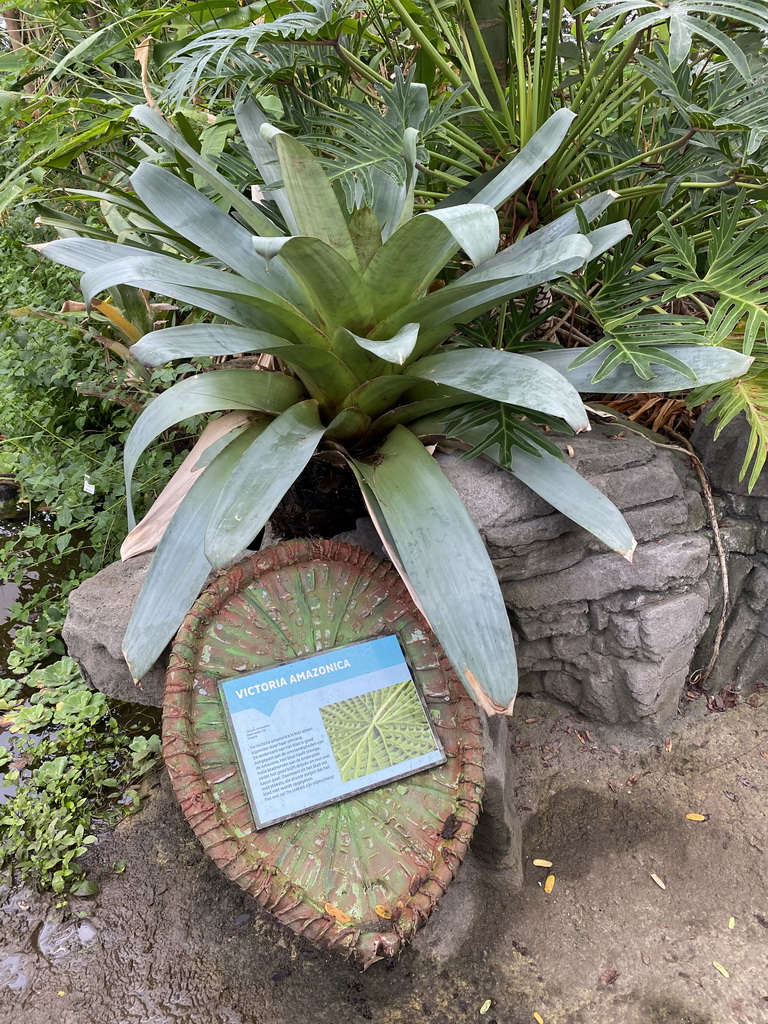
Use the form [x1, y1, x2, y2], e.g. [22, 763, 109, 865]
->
[320, 680, 439, 783]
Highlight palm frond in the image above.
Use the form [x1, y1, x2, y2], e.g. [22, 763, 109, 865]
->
[161, 0, 340, 107]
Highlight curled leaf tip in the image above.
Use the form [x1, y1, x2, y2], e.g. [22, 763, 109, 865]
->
[464, 668, 512, 716]
[622, 538, 638, 563]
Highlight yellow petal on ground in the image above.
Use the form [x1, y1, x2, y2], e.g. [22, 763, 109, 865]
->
[685, 813, 707, 821]
[480, 999, 492, 1015]
[533, 859, 553, 868]
[713, 961, 730, 978]
[651, 873, 666, 890]
[533, 1013, 545, 1024]
[324, 903, 352, 925]
[544, 874, 555, 894]
[728, 917, 735, 929]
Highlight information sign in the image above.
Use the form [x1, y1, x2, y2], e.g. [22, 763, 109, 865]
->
[220, 634, 446, 828]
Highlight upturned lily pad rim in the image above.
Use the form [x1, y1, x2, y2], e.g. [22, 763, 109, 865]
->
[163, 539, 485, 965]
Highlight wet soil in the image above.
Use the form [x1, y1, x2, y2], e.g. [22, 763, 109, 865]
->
[1, 693, 766, 1024]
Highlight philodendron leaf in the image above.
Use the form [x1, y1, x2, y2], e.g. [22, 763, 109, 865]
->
[205, 401, 326, 568]
[124, 368, 305, 528]
[408, 349, 589, 432]
[351, 426, 517, 715]
[122, 422, 268, 682]
[530, 344, 753, 393]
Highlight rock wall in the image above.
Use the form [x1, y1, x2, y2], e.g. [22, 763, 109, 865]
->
[690, 413, 768, 696]
[63, 417, 767, 726]
[438, 423, 713, 724]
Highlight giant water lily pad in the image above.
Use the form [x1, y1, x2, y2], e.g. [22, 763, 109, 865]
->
[164, 539, 484, 965]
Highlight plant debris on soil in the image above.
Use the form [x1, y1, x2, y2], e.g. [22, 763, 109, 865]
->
[0, 692, 766, 1024]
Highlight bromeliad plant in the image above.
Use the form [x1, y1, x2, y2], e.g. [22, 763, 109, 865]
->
[39, 99, 750, 715]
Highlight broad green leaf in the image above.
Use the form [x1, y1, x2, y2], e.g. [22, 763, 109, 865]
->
[78, 251, 325, 345]
[441, 109, 576, 211]
[326, 406, 372, 440]
[205, 401, 326, 568]
[275, 236, 374, 334]
[408, 349, 589, 432]
[463, 191, 619, 275]
[123, 423, 267, 681]
[130, 325, 293, 365]
[130, 163, 305, 307]
[341, 323, 420, 366]
[235, 98, 299, 233]
[124, 368, 304, 528]
[131, 104, 283, 237]
[363, 205, 498, 321]
[387, 236, 593, 351]
[340, 375, 420, 418]
[265, 127, 359, 266]
[348, 205, 383, 270]
[351, 426, 517, 714]
[530, 344, 753, 393]
[319, 680, 438, 782]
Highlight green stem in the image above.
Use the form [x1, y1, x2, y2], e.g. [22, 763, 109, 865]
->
[459, 0, 513, 131]
[558, 129, 697, 197]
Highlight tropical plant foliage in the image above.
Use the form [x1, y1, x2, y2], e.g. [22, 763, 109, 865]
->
[38, 92, 750, 714]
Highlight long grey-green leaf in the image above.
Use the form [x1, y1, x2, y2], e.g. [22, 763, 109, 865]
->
[205, 401, 326, 568]
[530, 344, 753, 393]
[235, 99, 298, 233]
[387, 236, 592, 348]
[131, 104, 283, 238]
[351, 426, 517, 714]
[472, 192, 619, 275]
[265, 127, 359, 267]
[416, 417, 635, 559]
[122, 423, 267, 681]
[124, 368, 304, 528]
[461, 108, 575, 210]
[78, 251, 323, 343]
[408, 349, 589, 431]
[130, 163, 305, 307]
[130, 325, 293, 365]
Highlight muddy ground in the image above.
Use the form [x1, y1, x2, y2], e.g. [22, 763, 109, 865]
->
[1, 692, 766, 1024]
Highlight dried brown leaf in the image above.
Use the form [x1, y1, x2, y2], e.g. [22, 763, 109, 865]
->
[598, 968, 619, 986]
